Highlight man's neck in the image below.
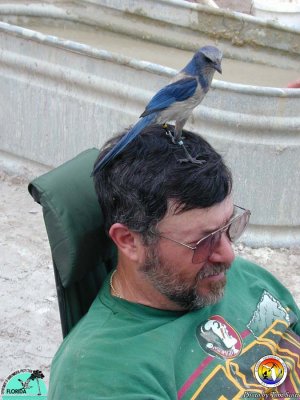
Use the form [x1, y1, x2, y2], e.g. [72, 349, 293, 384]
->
[110, 265, 186, 311]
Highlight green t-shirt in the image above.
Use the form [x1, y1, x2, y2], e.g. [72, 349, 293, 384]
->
[48, 257, 300, 399]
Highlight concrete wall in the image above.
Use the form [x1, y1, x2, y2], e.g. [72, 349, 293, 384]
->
[0, 2, 299, 247]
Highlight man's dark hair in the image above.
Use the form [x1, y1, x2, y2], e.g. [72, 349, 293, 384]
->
[93, 124, 232, 243]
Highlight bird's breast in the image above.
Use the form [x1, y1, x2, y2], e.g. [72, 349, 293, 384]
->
[157, 84, 205, 123]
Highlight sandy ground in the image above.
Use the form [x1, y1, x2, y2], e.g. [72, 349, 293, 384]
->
[0, 167, 299, 390]
[0, 171, 61, 389]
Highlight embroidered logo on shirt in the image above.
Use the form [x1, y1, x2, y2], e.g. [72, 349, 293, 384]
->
[196, 315, 242, 359]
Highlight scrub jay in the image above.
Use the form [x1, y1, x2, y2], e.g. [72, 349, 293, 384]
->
[92, 45, 222, 175]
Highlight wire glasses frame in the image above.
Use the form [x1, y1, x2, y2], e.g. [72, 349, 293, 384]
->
[159, 205, 251, 264]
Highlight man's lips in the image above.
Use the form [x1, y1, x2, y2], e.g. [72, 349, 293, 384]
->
[201, 271, 226, 282]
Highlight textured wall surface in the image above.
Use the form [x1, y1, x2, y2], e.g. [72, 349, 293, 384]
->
[0, 1, 299, 247]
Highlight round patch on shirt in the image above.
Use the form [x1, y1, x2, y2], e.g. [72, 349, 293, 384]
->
[196, 315, 242, 359]
[254, 355, 287, 388]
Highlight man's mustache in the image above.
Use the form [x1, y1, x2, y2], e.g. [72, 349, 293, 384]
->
[197, 263, 231, 280]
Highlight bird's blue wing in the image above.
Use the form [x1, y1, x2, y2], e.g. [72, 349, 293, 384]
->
[91, 113, 156, 175]
[140, 77, 198, 117]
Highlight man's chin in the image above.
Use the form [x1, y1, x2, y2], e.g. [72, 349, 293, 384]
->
[192, 276, 227, 310]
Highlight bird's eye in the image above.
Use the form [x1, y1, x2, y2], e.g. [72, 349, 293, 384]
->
[204, 56, 213, 64]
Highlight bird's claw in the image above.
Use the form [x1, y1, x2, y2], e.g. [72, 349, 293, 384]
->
[163, 124, 186, 144]
[163, 124, 206, 165]
[164, 125, 177, 144]
[177, 141, 206, 165]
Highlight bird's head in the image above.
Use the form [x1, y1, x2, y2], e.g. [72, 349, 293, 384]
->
[195, 46, 223, 74]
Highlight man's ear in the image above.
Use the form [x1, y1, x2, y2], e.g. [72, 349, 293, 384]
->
[109, 223, 142, 262]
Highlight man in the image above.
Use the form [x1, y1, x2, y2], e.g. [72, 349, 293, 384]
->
[48, 125, 300, 399]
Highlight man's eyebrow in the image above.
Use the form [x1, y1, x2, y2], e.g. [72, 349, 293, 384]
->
[189, 208, 235, 243]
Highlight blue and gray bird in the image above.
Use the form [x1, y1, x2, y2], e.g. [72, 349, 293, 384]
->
[92, 45, 222, 175]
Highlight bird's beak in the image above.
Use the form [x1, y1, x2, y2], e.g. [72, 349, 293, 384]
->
[214, 63, 222, 74]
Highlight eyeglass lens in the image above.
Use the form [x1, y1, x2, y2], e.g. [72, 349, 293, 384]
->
[192, 210, 250, 264]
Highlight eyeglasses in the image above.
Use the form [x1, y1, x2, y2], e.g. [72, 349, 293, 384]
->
[158, 205, 251, 264]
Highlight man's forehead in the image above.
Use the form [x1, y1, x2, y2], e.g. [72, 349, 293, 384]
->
[159, 197, 234, 235]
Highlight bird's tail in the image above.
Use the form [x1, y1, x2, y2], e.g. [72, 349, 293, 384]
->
[91, 114, 155, 176]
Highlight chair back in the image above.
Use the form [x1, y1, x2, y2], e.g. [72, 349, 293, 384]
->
[28, 149, 117, 337]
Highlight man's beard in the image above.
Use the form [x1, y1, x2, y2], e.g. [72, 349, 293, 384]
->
[139, 244, 230, 311]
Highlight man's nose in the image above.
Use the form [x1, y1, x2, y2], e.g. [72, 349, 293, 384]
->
[208, 232, 235, 265]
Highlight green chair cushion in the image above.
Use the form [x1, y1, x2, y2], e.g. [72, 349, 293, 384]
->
[28, 148, 117, 336]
